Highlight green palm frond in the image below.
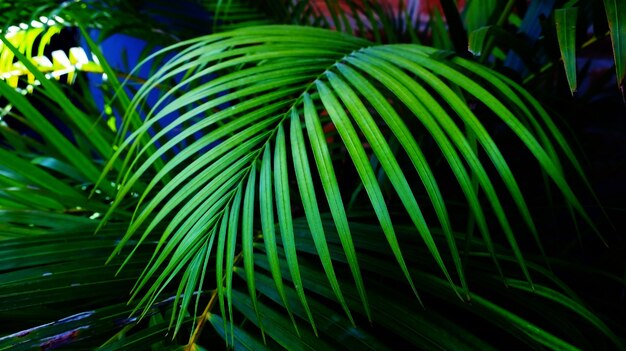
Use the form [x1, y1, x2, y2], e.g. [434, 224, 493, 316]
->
[98, 25, 595, 339]
[1, 2, 624, 349]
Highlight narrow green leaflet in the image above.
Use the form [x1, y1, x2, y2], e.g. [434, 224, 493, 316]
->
[274, 124, 317, 334]
[452, 58, 605, 242]
[0, 149, 83, 200]
[463, 0, 499, 33]
[171, 243, 203, 335]
[365, 47, 556, 284]
[555, 8, 578, 95]
[604, 0, 626, 89]
[470, 294, 582, 350]
[289, 109, 354, 323]
[111, 131, 267, 262]
[346, 53, 509, 284]
[130, 168, 242, 295]
[241, 164, 265, 340]
[225, 186, 244, 344]
[77, 24, 144, 148]
[385, 46, 592, 239]
[325, 70, 465, 299]
[431, 8, 454, 51]
[259, 144, 299, 335]
[315, 79, 422, 303]
[301, 93, 370, 320]
[99, 316, 193, 351]
[188, 234, 215, 336]
[31, 157, 88, 183]
[335, 63, 473, 297]
[215, 206, 230, 343]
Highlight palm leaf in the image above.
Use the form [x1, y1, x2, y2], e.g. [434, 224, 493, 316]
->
[101, 25, 594, 334]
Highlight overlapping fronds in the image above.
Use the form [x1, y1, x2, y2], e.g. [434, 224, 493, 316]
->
[98, 25, 596, 339]
[0, 20, 102, 93]
[1, 1, 624, 350]
[465, 0, 625, 93]
[2, 219, 622, 349]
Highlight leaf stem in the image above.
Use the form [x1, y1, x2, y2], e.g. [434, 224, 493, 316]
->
[186, 251, 244, 350]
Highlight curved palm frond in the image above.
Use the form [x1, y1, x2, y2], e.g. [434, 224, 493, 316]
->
[100, 25, 594, 337]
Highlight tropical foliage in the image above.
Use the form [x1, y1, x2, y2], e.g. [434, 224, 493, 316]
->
[1, 1, 625, 350]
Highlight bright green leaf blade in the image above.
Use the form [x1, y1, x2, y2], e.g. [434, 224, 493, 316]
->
[226, 185, 244, 344]
[172, 243, 204, 335]
[274, 124, 317, 334]
[463, 0, 499, 32]
[259, 144, 299, 335]
[0, 36, 114, 164]
[0, 149, 83, 200]
[129, 162, 246, 302]
[215, 206, 230, 344]
[188, 235, 215, 337]
[289, 109, 354, 324]
[301, 93, 370, 320]
[315, 79, 422, 303]
[453, 57, 606, 243]
[112, 129, 269, 263]
[364, 47, 549, 285]
[241, 164, 265, 341]
[335, 62, 475, 297]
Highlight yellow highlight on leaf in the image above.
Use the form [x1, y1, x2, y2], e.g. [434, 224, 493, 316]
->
[1, 25, 103, 90]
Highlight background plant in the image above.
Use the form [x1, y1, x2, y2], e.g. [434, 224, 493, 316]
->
[1, 1, 625, 350]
